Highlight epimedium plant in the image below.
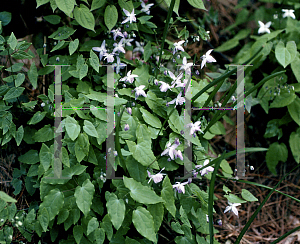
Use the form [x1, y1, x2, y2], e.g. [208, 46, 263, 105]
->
[0, 0, 299, 243]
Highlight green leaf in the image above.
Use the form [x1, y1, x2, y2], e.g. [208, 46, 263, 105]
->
[91, 0, 106, 11]
[33, 124, 55, 142]
[39, 189, 64, 220]
[148, 203, 164, 232]
[87, 217, 99, 235]
[37, 0, 50, 8]
[187, 0, 206, 10]
[224, 194, 247, 203]
[18, 149, 39, 164]
[0, 11, 12, 26]
[51, 40, 66, 52]
[69, 38, 79, 55]
[43, 15, 61, 24]
[266, 142, 288, 175]
[291, 54, 300, 83]
[73, 225, 83, 244]
[214, 29, 250, 52]
[104, 5, 118, 32]
[180, 206, 192, 228]
[0, 191, 17, 202]
[75, 133, 90, 162]
[126, 140, 158, 168]
[287, 96, 300, 126]
[275, 41, 296, 68]
[144, 41, 152, 62]
[83, 120, 98, 137]
[123, 176, 165, 204]
[38, 207, 50, 232]
[79, 64, 88, 80]
[163, 0, 180, 16]
[39, 143, 53, 171]
[38, 66, 55, 76]
[136, 123, 151, 144]
[125, 156, 147, 182]
[289, 128, 300, 164]
[65, 115, 81, 141]
[28, 62, 38, 89]
[5, 63, 24, 72]
[3, 87, 25, 100]
[209, 121, 226, 135]
[74, 179, 95, 215]
[55, 0, 75, 16]
[15, 73, 25, 87]
[7, 32, 17, 50]
[139, 107, 162, 128]
[270, 90, 296, 108]
[74, 5, 95, 31]
[132, 206, 157, 243]
[15, 125, 24, 146]
[12, 51, 33, 59]
[241, 189, 258, 202]
[161, 175, 176, 217]
[28, 111, 47, 125]
[89, 50, 100, 72]
[106, 192, 125, 230]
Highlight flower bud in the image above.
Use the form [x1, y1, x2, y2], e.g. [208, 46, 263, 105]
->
[127, 107, 132, 115]
[124, 124, 130, 131]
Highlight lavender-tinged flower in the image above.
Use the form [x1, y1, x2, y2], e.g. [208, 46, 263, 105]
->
[186, 121, 204, 135]
[113, 56, 126, 74]
[159, 81, 173, 92]
[120, 70, 138, 84]
[168, 71, 183, 86]
[173, 181, 189, 194]
[206, 214, 209, 222]
[133, 41, 144, 53]
[168, 92, 185, 107]
[174, 150, 183, 160]
[141, 1, 154, 15]
[180, 57, 193, 71]
[217, 219, 222, 226]
[282, 9, 295, 19]
[127, 107, 132, 115]
[161, 141, 179, 160]
[111, 28, 124, 41]
[121, 37, 134, 47]
[121, 9, 136, 24]
[258, 21, 271, 34]
[92, 40, 107, 61]
[104, 52, 115, 63]
[201, 49, 216, 69]
[175, 78, 188, 89]
[195, 159, 214, 176]
[224, 201, 241, 216]
[124, 124, 130, 131]
[134, 85, 147, 100]
[147, 167, 166, 184]
[173, 40, 185, 54]
[113, 40, 126, 54]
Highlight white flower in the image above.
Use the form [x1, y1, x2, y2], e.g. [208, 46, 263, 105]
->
[174, 150, 183, 160]
[206, 214, 209, 222]
[120, 70, 138, 84]
[173, 40, 185, 54]
[113, 40, 126, 54]
[168, 71, 183, 86]
[282, 9, 295, 19]
[121, 37, 134, 47]
[113, 56, 126, 74]
[141, 2, 154, 15]
[17, 221, 22, 226]
[41, 102, 45, 107]
[195, 159, 214, 176]
[224, 201, 241, 216]
[121, 8, 136, 24]
[161, 141, 179, 160]
[133, 41, 144, 53]
[180, 57, 193, 71]
[258, 21, 271, 34]
[127, 107, 132, 115]
[168, 91, 185, 107]
[173, 181, 189, 194]
[186, 121, 204, 135]
[134, 85, 147, 100]
[92, 40, 107, 61]
[104, 52, 115, 63]
[159, 81, 173, 92]
[111, 28, 124, 41]
[147, 167, 166, 184]
[201, 49, 216, 69]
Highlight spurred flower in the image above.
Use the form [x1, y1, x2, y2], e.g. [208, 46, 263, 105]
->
[201, 49, 216, 69]
[103, 52, 115, 63]
[258, 21, 271, 34]
[121, 9, 136, 24]
[282, 9, 295, 19]
[173, 40, 185, 54]
[120, 70, 138, 84]
[180, 57, 193, 71]
[195, 159, 214, 176]
[134, 85, 147, 100]
[168, 71, 183, 86]
[111, 28, 124, 40]
[147, 167, 166, 184]
[168, 91, 185, 107]
[186, 121, 204, 135]
[161, 141, 179, 160]
[141, 1, 154, 15]
[159, 81, 173, 92]
[92, 40, 107, 61]
[173, 181, 189, 194]
[113, 40, 126, 54]
[224, 201, 241, 216]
